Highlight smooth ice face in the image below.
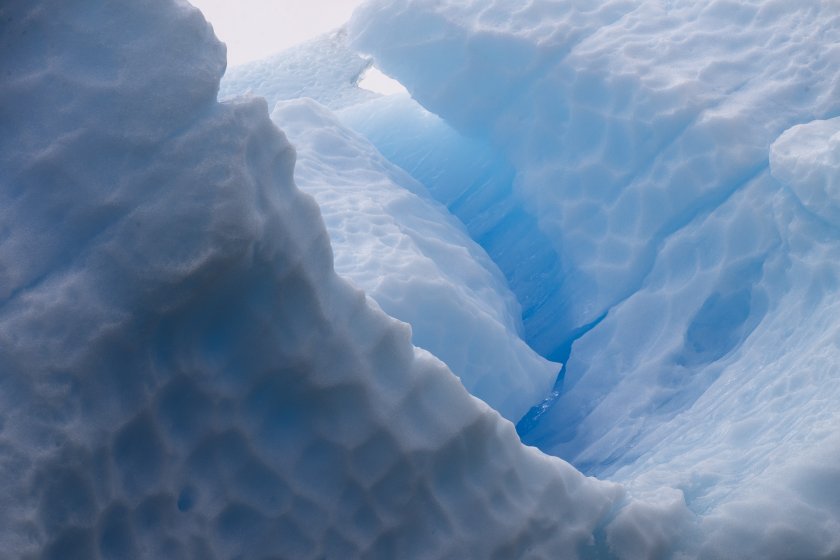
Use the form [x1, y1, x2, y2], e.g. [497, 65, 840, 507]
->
[270, 97, 559, 421]
[0, 1, 628, 558]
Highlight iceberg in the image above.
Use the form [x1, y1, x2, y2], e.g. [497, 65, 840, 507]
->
[4, 0, 840, 558]
[0, 0, 620, 558]
[347, 0, 840, 556]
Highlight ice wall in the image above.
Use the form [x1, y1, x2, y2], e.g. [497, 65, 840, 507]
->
[219, 30, 377, 111]
[339, 94, 571, 362]
[0, 0, 626, 558]
[349, 0, 840, 556]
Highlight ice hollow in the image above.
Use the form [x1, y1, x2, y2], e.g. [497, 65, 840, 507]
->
[222, 32, 561, 422]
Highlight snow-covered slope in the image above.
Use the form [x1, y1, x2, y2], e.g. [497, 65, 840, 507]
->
[0, 1, 625, 558]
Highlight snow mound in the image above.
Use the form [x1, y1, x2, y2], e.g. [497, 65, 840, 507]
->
[771, 117, 840, 226]
[271, 97, 559, 421]
[0, 1, 626, 557]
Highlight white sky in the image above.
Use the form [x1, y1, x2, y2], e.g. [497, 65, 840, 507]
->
[189, 0, 367, 67]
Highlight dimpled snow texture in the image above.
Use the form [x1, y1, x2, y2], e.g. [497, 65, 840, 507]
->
[271, 97, 559, 422]
[220, 34, 564, 342]
[349, 0, 840, 557]
[0, 1, 627, 558]
[350, 0, 840, 357]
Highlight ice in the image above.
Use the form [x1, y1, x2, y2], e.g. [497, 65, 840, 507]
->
[350, 0, 840, 357]
[338, 94, 570, 361]
[5, 0, 840, 557]
[229, 33, 573, 361]
[270, 97, 559, 421]
[219, 30, 378, 111]
[346, 0, 840, 556]
[771, 117, 840, 226]
[222, 32, 559, 421]
[0, 0, 626, 558]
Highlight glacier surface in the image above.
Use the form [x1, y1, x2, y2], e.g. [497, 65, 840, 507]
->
[3, 0, 840, 558]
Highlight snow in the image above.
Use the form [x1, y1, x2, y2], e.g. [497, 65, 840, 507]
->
[4, 0, 840, 557]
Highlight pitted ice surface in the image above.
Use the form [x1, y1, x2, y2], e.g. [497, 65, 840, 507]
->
[5, 0, 840, 558]
[0, 1, 624, 558]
